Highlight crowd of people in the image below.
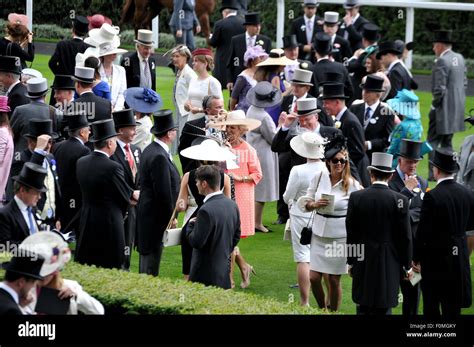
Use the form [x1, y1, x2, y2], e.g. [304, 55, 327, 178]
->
[0, 0, 473, 316]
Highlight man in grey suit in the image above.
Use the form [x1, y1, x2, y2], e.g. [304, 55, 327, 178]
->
[428, 30, 467, 181]
[187, 165, 241, 289]
[169, 0, 201, 52]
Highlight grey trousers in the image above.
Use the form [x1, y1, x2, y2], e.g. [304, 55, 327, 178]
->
[139, 245, 164, 277]
[172, 27, 196, 52]
[428, 109, 453, 180]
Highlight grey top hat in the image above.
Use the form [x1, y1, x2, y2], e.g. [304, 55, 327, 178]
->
[344, 0, 360, 9]
[291, 69, 313, 86]
[368, 152, 395, 173]
[134, 29, 154, 47]
[324, 11, 340, 25]
[71, 66, 95, 84]
[25, 77, 49, 98]
[296, 98, 321, 116]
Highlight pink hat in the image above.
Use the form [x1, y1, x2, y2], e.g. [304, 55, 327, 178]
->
[244, 45, 269, 67]
[8, 13, 29, 27]
[87, 14, 112, 30]
[0, 96, 11, 113]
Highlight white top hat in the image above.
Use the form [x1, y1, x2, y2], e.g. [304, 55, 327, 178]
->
[134, 29, 154, 47]
[85, 23, 121, 48]
[291, 68, 313, 86]
[296, 98, 321, 116]
[180, 139, 237, 163]
[367, 152, 395, 173]
[21, 68, 43, 79]
[20, 231, 71, 277]
[25, 77, 48, 98]
[71, 66, 95, 84]
[75, 47, 100, 67]
[210, 110, 262, 131]
[324, 11, 340, 25]
[290, 132, 326, 160]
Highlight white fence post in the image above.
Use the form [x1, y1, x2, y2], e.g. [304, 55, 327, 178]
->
[276, 0, 285, 48]
[26, 0, 33, 32]
[405, 7, 415, 70]
[152, 16, 159, 49]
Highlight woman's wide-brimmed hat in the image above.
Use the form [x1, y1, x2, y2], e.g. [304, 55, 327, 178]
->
[247, 81, 282, 108]
[75, 47, 100, 67]
[0, 96, 11, 113]
[98, 41, 127, 57]
[256, 48, 298, 67]
[124, 88, 162, 114]
[290, 132, 326, 160]
[85, 23, 121, 48]
[20, 231, 71, 277]
[210, 110, 261, 132]
[180, 138, 237, 163]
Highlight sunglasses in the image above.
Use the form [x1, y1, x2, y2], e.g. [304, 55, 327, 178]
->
[331, 158, 347, 165]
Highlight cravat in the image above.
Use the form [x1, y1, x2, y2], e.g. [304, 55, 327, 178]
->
[124, 144, 137, 177]
[142, 60, 151, 89]
[27, 207, 36, 234]
[247, 36, 253, 48]
[307, 20, 313, 44]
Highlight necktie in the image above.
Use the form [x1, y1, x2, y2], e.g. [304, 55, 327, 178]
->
[247, 36, 253, 48]
[307, 20, 313, 44]
[143, 60, 151, 88]
[293, 98, 298, 113]
[124, 144, 136, 177]
[364, 107, 372, 128]
[27, 207, 36, 234]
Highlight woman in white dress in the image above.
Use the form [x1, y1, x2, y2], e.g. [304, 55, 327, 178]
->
[302, 135, 362, 311]
[283, 132, 327, 306]
[99, 43, 127, 111]
[184, 48, 223, 121]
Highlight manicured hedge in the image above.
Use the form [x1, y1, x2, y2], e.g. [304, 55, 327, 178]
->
[0, 254, 321, 315]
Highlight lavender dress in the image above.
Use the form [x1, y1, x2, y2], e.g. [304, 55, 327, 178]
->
[231, 73, 257, 113]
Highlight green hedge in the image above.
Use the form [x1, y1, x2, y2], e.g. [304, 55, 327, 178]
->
[0, 255, 321, 315]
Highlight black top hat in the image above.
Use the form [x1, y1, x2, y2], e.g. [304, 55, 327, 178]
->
[1, 252, 45, 280]
[24, 119, 58, 139]
[320, 71, 344, 85]
[432, 30, 455, 44]
[282, 35, 298, 49]
[51, 75, 76, 90]
[321, 83, 349, 99]
[376, 41, 403, 59]
[430, 148, 459, 173]
[64, 113, 90, 132]
[243, 13, 261, 26]
[151, 110, 177, 136]
[72, 15, 89, 36]
[0, 55, 22, 74]
[113, 109, 137, 129]
[220, 0, 239, 12]
[89, 119, 119, 143]
[362, 23, 380, 42]
[359, 74, 385, 92]
[312, 32, 332, 56]
[12, 162, 48, 192]
[398, 139, 423, 161]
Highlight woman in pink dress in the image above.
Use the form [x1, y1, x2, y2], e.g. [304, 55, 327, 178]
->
[213, 110, 262, 289]
[0, 96, 13, 206]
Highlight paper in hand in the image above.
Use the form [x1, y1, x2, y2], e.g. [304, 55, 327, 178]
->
[410, 271, 422, 286]
[318, 194, 335, 214]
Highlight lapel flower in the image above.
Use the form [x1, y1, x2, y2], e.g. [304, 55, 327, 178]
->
[335, 121, 342, 129]
[151, 61, 156, 70]
[256, 40, 264, 46]
[134, 149, 140, 163]
[369, 118, 377, 124]
[334, 43, 341, 49]
[300, 62, 308, 69]
[300, 25, 306, 32]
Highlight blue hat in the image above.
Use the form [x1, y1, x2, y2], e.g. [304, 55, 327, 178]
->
[386, 89, 421, 120]
[124, 88, 162, 114]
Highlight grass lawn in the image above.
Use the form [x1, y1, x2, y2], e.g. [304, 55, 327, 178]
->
[34, 53, 474, 314]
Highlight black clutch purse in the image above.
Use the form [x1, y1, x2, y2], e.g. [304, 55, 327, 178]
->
[300, 226, 312, 245]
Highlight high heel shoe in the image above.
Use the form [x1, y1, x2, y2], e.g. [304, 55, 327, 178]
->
[240, 264, 256, 289]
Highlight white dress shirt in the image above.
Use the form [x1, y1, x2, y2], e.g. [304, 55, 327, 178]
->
[203, 191, 223, 203]
[245, 32, 256, 47]
[437, 176, 454, 185]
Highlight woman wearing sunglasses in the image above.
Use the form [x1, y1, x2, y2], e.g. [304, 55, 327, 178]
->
[303, 134, 362, 311]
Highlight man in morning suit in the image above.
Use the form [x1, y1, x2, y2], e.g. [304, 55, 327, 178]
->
[75, 119, 136, 269]
[0, 162, 47, 246]
[53, 113, 91, 234]
[322, 12, 352, 64]
[121, 30, 157, 91]
[0, 252, 44, 315]
[187, 165, 241, 289]
[322, 83, 370, 187]
[209, 0, 246, 88]
[414, 149, 474, 315]
[137, 111, 180, 276]
[346, 152, 411, 315]
[289, 0, 323, 63]
[111, 109, 141, 271]
[350, 74, 394, 159]
[226, 12, 272, 90]
[376, 41, 412, 100]
[337, 0, 370, 52]
[388, 139, 428, 315]
[0, 55, 29, 117]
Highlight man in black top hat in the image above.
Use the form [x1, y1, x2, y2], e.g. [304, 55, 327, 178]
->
[111, 109, 141, 271]
[388, 139, 428, 315]
[137, 110, 180, 276]
[376, 41, 412, 100]
[48, 15, 90, 76]
[0, 252, 44, 315]
[0, 162, 47, 245]
[209, 0, 246, 88]
[226, 12, 272, 89]
[0, 55, 29, 117]
[289, 0, 323, 63]
[53, 113, 91, 235]
[338, 0, 370, 52]
[350, 74, 393, 159]
[428, 30, 467, 181]
[75, 119, 135, 269]
[322, 83, 370, 187]
[51, 75, 76, 112]
[346, 152, 411, 315]
[282, 35, 313, 84]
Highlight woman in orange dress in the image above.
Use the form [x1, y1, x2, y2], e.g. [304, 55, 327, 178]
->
[213, 110, 262, 289]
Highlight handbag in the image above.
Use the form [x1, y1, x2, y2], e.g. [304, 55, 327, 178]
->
[300, 172, 323, 245]
[162, 206, 182, 247]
